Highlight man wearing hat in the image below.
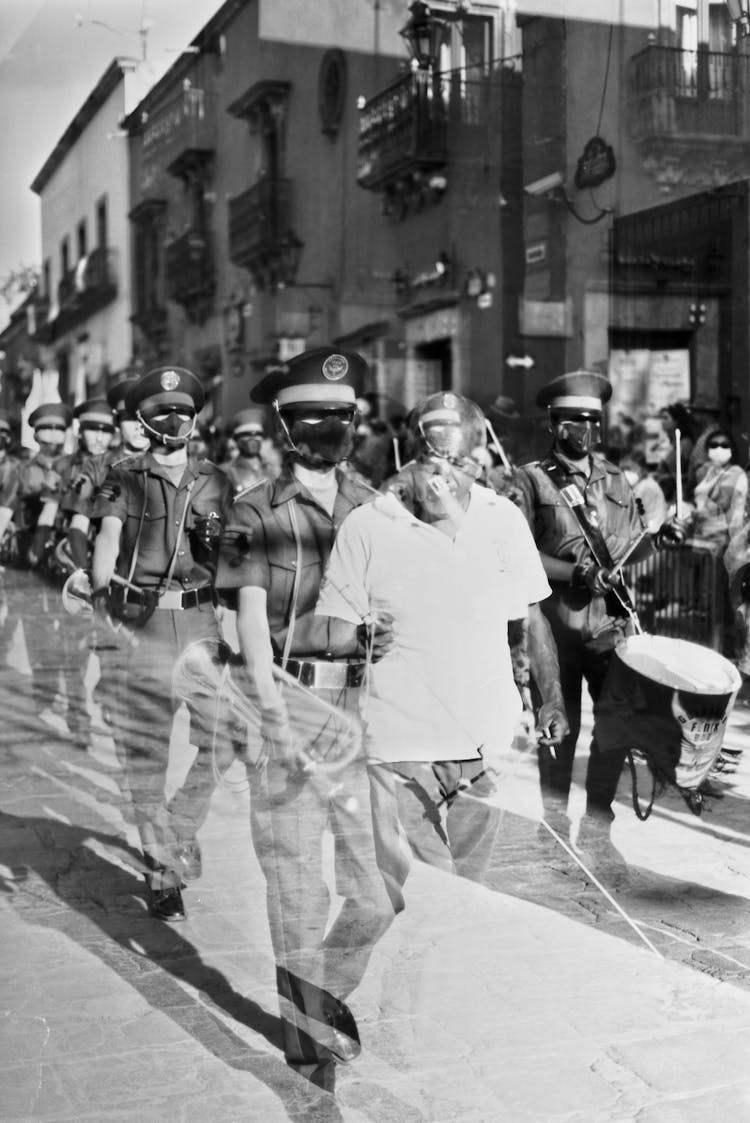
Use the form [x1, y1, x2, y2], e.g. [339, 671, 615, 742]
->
[222, 408, 268, 494]
[62, 380, 149, 571]
[0, 410, 19, 551]
[515, 371, 684, 874]
[215, 346, 393, 1092]
[12, 402, 76, 726]
[0, 410, 21, 669]
[90, 366, 233, 922]
[24, 398, 118, 743]
[59, 376, 153, 746]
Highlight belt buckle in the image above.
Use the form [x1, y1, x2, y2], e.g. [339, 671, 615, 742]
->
[158, 589, 184, 610]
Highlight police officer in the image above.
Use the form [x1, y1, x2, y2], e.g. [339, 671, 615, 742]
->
[14, 402, 75, 726]
[0, 410, 20, 669]
[216, 347, 393, 1092]
[222, 408, 268, 495]
[63, 383, 149, 571]
[515, 372, 683, 873]
[91, 366, 232, 921]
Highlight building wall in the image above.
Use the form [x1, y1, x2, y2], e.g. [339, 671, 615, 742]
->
[38, 75, 133, 400]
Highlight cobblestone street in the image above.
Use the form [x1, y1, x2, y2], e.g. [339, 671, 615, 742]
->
[1, 576, 750, 1121]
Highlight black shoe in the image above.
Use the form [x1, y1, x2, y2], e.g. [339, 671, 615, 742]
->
[147, 885, 186, 921]
[172, 839, 202, 881]
[324, 1000, 361, 1063]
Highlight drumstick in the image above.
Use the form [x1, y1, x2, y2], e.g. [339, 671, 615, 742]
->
[392, 437, 402, 473]
[674, 427, 683, 519]
[485, 419, 512, 471]
[608, 529, 649, 582]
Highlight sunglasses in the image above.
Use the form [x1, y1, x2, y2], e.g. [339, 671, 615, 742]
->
[708, 440, 731, 449]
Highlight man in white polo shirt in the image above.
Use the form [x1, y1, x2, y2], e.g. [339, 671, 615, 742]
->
[316, 391, 567, 906]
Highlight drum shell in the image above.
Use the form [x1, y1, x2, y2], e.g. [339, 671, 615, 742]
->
[596, 636, 740, 791]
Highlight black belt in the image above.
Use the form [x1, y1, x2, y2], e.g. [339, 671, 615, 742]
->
[277, 658, 366, 689]
[123, 585, 214, 610]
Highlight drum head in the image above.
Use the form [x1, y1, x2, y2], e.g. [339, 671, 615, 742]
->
[615, 634, 741, 695]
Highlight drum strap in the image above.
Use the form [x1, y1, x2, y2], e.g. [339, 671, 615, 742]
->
[625, 750, 660, 821]
[540, 454, 616, 569]
[540, 455, 638, 617]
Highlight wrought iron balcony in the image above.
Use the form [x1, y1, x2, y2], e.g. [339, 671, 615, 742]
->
[142, 87, 215, 183]
[28, 292, 52, 343]
[357, 70, 448, 191]
[164, 229, 215, 322]
[629, 44, 750, 142]
[357, 65, 521, 215]
[52, 247, 118, 337]
[228, 177, 302, 289]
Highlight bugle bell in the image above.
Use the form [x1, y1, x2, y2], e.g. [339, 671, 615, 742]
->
[172, 639, 364, 773]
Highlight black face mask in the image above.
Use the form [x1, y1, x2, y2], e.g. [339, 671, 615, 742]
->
[139, 408, 196, 448]
[555, 419, 600, 459]
[287, 416, 355, 467]
[236, 434, 263, 459]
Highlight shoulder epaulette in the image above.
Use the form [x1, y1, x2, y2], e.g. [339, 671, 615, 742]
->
[234, 477, 269, 501]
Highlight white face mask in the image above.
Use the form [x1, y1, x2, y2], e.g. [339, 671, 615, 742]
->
[707, 446, 732, 467]
[623, 469, 639, 488]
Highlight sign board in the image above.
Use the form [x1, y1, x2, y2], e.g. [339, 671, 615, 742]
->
[647, 349, 690, 413]
[519, 298, 573, 338]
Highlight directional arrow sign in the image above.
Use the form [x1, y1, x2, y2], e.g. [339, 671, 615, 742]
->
[505, 354, 535, 370]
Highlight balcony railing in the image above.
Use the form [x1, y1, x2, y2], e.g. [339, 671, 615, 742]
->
[164, 229, 215, 322]
[629, 45, 750, 141]
[228, 177, 293, 272]
[50, 247, 118, 338]
[142, 87, 215, 183]
[357, 65, 520, 192]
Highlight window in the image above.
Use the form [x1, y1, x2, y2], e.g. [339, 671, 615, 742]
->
[42, 258, 50, 297]
[77, 219, 87, 260]
[96, 196, 108, 248]
[61, 236, 70, 277]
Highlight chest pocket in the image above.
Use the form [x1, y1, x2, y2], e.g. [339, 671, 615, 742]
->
[268, 505, 327, 620]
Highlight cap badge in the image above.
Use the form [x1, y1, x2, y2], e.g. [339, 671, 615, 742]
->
[322, 354, 348, 381]
[443, 393, 458, 408]
[160, 370, 180, 392]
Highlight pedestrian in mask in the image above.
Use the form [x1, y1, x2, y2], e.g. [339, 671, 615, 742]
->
[688, 428, 747, 555]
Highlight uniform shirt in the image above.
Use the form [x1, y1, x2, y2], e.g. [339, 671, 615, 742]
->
[14, 451, 75, 528]
[215, 462, 373, 655]
[515, 452, 645, 570]
[0, 457, 19, 509]
[221, 457, 265, 496]
[61, 446, 131, 519]
[315, 485, 551, 765]
[515, 451, 647, 642]
[92, 451, 231, 591]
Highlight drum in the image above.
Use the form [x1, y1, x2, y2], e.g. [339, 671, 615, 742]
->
[596, 633, 741, 793]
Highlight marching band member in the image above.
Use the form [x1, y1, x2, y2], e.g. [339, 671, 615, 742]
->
[15, 403, 75, 729]
[91, 366, 232, 922]
[215, 347, 392, 1093]
[221, 408, 268, 494]
[514, 371, 685, 875]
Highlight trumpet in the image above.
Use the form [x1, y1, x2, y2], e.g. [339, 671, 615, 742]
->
[171, 638, 364, 773]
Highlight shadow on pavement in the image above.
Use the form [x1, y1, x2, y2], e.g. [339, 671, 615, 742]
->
[476, 796, 750, 989]
[0, 809, 346, 1123]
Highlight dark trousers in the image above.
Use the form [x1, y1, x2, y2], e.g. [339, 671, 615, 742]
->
[114, 603, 229, 888]
[367, 757, 499, 913]
[248, 687, 392, 1083]
[537, 614, 628, 821]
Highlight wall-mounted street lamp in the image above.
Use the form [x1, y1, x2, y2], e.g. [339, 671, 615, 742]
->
[399, 1, 447, 70]
[726, 0, 750, 38]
